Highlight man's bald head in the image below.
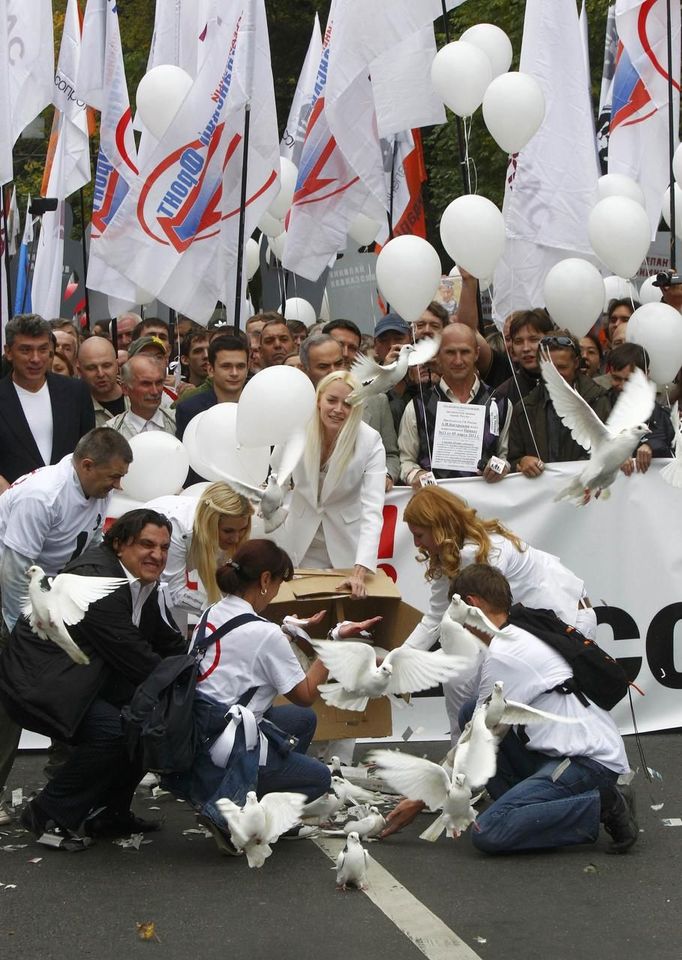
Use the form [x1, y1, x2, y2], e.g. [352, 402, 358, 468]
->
[438, 323, 479, 390]
[77, 336, 121, 401]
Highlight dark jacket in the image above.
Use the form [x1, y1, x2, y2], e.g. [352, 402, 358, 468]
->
[494, 366, 541, 406]
[0, 372, 95, 483]
[174, 387, 218, 441]
[508, 373, 612, 468]
[0, 543, 185, 740]
[605, 393, 674, 459]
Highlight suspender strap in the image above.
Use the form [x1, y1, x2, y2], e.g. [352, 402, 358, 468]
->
[191, 610, 262, 655]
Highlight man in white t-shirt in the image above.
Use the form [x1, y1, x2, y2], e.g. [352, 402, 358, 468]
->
[384, 565, 637, 855]
[0, 428, 132, 813]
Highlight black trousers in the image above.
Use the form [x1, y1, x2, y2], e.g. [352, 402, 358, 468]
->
[35, 698, 143, 831]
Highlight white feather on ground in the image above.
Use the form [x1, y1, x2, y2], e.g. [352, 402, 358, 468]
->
[23, 565, 127, 665]
[540, 355, 655, 504]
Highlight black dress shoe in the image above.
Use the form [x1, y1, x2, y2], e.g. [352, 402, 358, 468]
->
[83, 809, 162, 838]
[603, 785, 638, 854]
[20, 801, 93, 852]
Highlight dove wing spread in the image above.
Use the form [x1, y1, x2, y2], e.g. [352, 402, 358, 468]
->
[407, 334, 440, 367]
[453, 707, 498, 786]
[50, 574, 128, 626]
[215, 798, 251, 848]
[541, 356, 609, 451]
[350, 353, 387, 386]
[259, 792, 306, 842]
[369, 750, 450, 811]
[309, 639, 376, 689]
[439, 618, 487, 660]
[208, 474, 264, 503]
[384, 648, 470, 695]
[604, 367, 656, 434]
[269, 432, 306, 486]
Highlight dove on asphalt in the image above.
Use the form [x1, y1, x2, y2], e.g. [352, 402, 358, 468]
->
[301, 792, 344, 822]
[483, 680, 582, 730]
[330, 776, 384, 807]
[661, 402, 682, 488]
[347, 335, 441, 405]
[540, 354, 656, 504]
[215, 790, 307, 868]
[342, 807, 386, 839]
[22, 565, 127, 665]
[335, 831, 369, 890]
[312, 639, 471, 712]
[370, 750, 478, 839]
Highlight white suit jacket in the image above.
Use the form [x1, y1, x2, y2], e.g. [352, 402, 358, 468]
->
[281, 421, 386, 571]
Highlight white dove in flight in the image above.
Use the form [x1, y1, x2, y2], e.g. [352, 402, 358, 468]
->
[540, 354, 655, 505]
[22, 565, 127, 665]
[347, 335, 441, 405]
[661, 402, 682, 488]
[482, 680, 582, 731]
[312, 639, 470, 712]
[215, 791, 306, 869]
[442, 594, 504, 645]
[335, 831, 369, 890]
[370, 750, 477, 840]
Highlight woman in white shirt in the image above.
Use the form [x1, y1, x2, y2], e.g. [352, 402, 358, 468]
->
[167, 538, 376, 854]
[277, 371, 386, 599]
[402, 484, 596, 740]
[147, 483, 254, 618]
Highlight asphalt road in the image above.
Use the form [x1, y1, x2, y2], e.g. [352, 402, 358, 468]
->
[1, 732, 679, 960]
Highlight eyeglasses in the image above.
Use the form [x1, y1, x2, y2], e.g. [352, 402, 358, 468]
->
[540, 336, 580, 356]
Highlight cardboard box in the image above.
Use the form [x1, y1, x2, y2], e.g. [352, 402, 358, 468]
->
[268, 568, 423, 741]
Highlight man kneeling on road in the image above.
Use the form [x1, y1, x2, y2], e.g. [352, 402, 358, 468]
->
[383, 564, 637, 855]
[0, 510, 186, 850]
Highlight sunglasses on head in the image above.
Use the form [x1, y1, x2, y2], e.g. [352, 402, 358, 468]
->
[540, 335, 580, 356]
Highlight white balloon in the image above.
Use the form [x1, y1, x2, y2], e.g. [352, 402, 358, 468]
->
[603, 275, 638, 309]
[268, 231, 287, 262]
[430, 41, 493, 117]
[246, 237, 260, 281]
[482, 72, 545, 153]
[258, 210, 285, 237]
[195, 404, 270, 485]
[348, 213, 382, 246]
[588, 196, 651, 278]
[183, 481, 212, 499]
[268, 157, 299, 220]
[674, 143, 682, 186]
[638, 275, 663, 305]
[284, 297, 317, 327]
[543, 259, 605, 337]
[460, 24, 513, 79]
[597, 174, 645, 208]
[237, 367, 317, 447]
[375, 235, 442, 323]
[661, 184, 682, 239]
[121, 433, 189, 501]
[136, 65, 193, 141]
[627, 302, 682, 383]
[439, 195, 505, 280]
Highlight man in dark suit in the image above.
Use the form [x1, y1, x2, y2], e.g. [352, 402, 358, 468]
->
[0, 314, 95, 491]
[0, 510, 186, 848]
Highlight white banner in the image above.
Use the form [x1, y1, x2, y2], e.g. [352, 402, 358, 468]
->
[377, 462, 682, 739]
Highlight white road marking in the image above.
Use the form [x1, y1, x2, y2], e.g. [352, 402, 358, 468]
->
[314, 836, 483, 960]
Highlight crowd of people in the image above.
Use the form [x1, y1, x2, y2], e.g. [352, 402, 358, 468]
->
[0, 274, 672, 859]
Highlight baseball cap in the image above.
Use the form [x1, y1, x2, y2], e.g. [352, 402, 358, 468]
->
[127, 335, 167, 357]
[374, 313, 411, 338]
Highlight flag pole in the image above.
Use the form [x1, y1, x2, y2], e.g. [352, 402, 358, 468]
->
[387, 138, 398, 242]
[1, 189, 13, 322]
[666, 0, 677, 269]
[440, 1, 484, 333]
[234, 102, 251, 334]
[78, 188, 92, 329]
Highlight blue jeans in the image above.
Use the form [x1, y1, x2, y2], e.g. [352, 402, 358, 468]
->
[258, 705, 331, 801]
[458, 700, 618, 854]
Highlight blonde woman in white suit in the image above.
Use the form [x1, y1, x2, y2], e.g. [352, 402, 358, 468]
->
[279, 370, 387, 598]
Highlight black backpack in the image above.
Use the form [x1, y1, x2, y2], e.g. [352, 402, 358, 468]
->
[505, 604, 629, 711]
[122, 611, 260, 774]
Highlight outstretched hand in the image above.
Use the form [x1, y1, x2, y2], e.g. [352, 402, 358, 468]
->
[338, 616, 383, 640]
[380, 798, 425, 838]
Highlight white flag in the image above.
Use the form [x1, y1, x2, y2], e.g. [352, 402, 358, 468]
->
[280, 14, 322, 166]
[370, 25, 445, 138]
[0, 0, 54, 186]
[492, 0, 600, 323]
[7, 185, 20, 255]
[78, 0, 139, 302]
[32, 0, 91, 321]
[609, 0, 680, 238]
[0, 193, 8, 339]
[96, 2, 279, 323]
[596, 4, 618, 173]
